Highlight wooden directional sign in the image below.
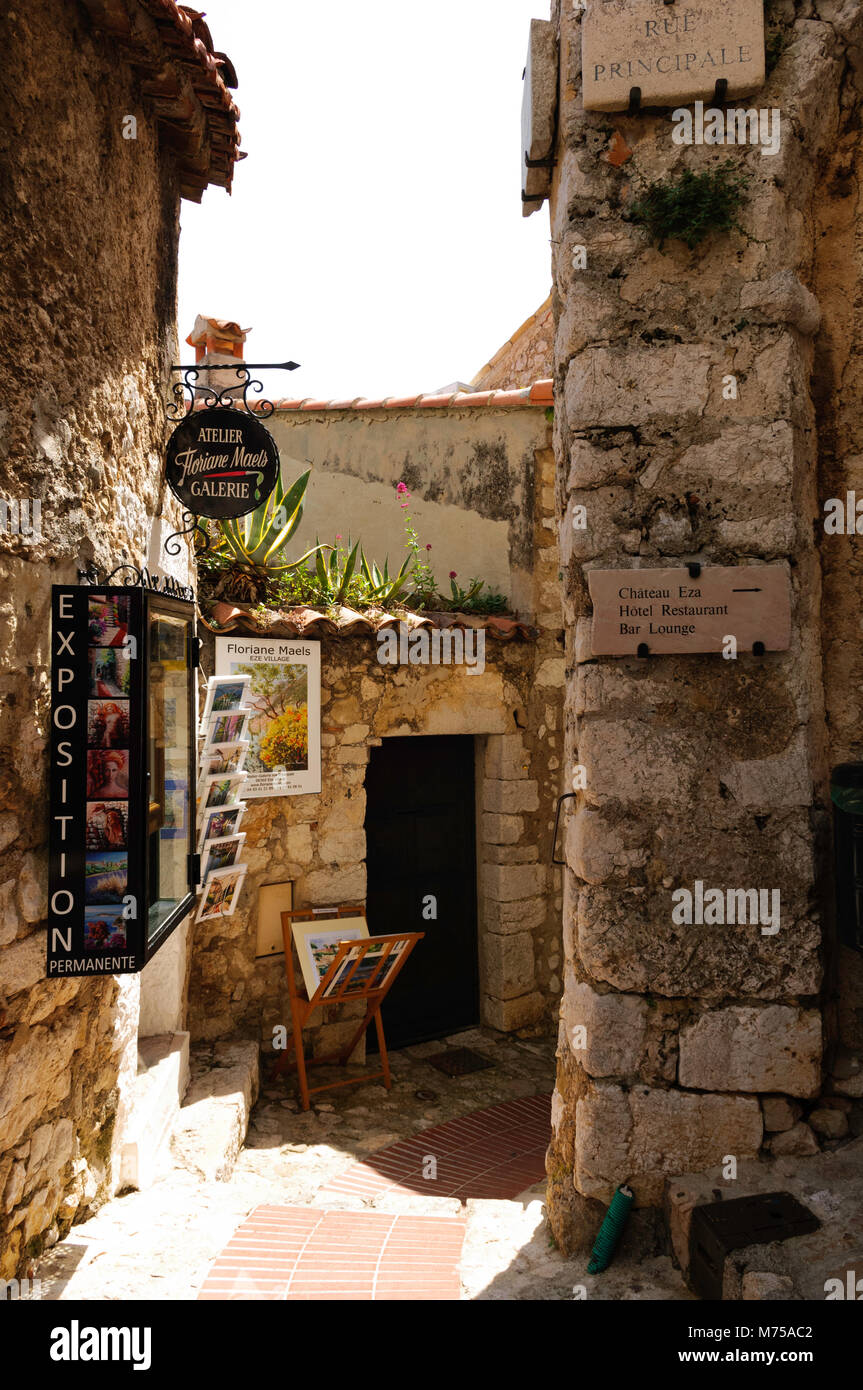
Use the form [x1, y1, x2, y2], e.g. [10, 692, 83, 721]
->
[581, 0, 765, 113]
[588, 566, 791, 656]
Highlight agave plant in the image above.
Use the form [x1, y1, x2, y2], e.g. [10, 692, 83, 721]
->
[313, 535, 362, 608]
[360, 548, 414, 607]
[199, 469, 324, 604]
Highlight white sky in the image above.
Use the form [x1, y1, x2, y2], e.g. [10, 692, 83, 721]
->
[177, 0, 552, 403]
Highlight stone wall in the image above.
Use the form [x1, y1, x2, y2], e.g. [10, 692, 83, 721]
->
[189, 629, 564, 1054]
[0, 1, 192, 1277]
[544, 0, 863, 1251]
[472, 299, 554, 392]
[190, 409, 564, 1053]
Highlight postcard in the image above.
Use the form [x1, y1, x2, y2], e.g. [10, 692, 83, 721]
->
[199, 771, 247, 811]
[195, 865, 247, 923]
[201, 674, 252, 725]
[199, 740, 249, 778]
[197, 802, 246, 853]
[204, 710, 250, 748]
[199, 833, 246, 883]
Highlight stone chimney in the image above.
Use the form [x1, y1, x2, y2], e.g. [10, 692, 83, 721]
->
[185, 314, 251, 399]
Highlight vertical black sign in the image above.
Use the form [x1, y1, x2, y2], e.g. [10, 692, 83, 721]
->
[48, 586, 144, 976]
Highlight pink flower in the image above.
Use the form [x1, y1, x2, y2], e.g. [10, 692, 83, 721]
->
[449, 570, 457, 579]
[335, 533, 343, 541]
[396, 482, 407, 494]
[425, 544, 432, 551]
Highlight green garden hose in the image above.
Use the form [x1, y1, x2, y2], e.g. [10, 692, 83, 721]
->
[587, 1184, 634, 1274]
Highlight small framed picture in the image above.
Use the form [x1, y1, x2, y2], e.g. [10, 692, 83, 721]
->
[89, 646, 132, 699]
[86, 800, 129, 851]
[198, 771, 247, 812]
[197, 802, 245, 853]
[86, 750, 129, 799]
[196, 865, 247, 923]
[199, 833, 246, 883]
[291, 915, 369, 1000]
[199, 740, 250, 778]
[201, 674, 252, 725]
[88, 595, 131, 648]
[204, 710, 250, 748]
[84, 851, 129, 904]
[84, 904, 128, 951]
[87, 699, 131, 749]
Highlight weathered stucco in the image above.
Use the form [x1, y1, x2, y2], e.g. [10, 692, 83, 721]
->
[270, 407, 551, 612]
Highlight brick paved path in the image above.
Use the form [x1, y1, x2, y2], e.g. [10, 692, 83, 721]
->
[198, 1093, 551, 1300]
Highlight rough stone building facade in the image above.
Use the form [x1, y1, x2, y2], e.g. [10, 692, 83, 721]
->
[540, 0, 863, 1252]
[0, 0, 239, 1278]
[191, 385, 565, 1058]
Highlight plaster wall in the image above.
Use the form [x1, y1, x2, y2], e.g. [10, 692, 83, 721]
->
[269, 407, 550, 614]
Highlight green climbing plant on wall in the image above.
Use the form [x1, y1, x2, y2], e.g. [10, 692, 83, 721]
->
[627, 161, 751, 251]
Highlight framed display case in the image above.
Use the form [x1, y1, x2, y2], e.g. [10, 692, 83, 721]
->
[48, 583, 197, 977]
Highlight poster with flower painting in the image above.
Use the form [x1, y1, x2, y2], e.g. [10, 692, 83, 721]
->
[215, 638, 321, 797]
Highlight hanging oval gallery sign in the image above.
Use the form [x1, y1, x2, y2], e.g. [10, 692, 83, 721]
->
[165, 406, 280, 519]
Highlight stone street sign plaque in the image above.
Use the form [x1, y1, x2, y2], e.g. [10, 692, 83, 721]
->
[582, 0, 765, 112]
[588, 566, 791, 656]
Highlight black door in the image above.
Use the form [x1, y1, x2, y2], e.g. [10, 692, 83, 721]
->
[364, 735, 479, 1049]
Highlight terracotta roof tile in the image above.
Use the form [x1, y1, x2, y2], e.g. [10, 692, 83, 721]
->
[199, 600, 539, 643]
[529, 380, 554, 404]
[379, 395, 423, 409]
[246, 380, 553, 415]
[79, 0, 242, 200]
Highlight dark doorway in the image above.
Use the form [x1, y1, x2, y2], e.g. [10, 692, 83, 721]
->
[364, 735, 479, 1050]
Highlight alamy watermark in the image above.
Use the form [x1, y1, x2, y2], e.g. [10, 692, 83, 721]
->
[50, 1321, 151, 1370]
[0, 498, 41, 542]
[376, 624, 485, 674]
[2, 1276, 41, 1300]
[671, 880, 780, 935]
[672, 101, 781, 157]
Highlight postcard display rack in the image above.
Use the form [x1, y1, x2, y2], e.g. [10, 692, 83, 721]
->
[275, 906, 424, 1110]
[194, 675, 252, 925]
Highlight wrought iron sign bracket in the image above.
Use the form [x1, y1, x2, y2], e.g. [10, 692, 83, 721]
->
[78, 563, 195, 605]
[167, 360, 300, 423]
[163, 360, 298, 560]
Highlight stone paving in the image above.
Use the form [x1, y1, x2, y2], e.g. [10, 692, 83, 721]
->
[32, 1025, 691, 1301]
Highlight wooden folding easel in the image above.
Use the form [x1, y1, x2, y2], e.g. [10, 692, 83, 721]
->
[272, 905, 424, 1111]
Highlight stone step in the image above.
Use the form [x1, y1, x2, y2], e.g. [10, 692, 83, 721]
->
[170, 1042, 260, 1183]
[665, 1135, 863, 1299]
[119, 1031, 190, 1192]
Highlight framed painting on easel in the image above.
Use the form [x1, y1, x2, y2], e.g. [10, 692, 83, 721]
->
[291, 914, 369, 999]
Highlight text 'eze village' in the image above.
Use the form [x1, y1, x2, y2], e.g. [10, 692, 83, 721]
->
[1, 0, 863, 1330]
